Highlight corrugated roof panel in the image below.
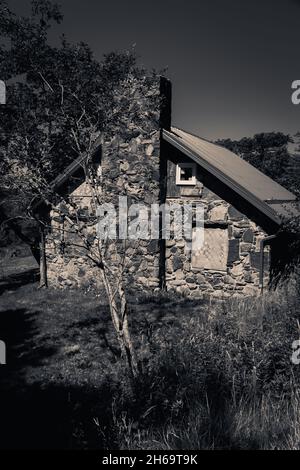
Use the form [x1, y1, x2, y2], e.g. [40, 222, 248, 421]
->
[171, 127, 296, 203]
[163, 127, 300, 224]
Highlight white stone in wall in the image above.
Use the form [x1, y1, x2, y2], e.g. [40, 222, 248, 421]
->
[209, 204, 228, 221]
[230, 263, 244, 277]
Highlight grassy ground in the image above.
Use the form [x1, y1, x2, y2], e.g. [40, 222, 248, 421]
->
[0, 263, 300, 450]
[0, 249, 39, 295]
[0, 276, 205, 449]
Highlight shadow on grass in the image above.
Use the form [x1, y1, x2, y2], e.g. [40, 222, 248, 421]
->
[0, 285, 227, 450]
[0, 307, 62, 449]
[0, 306, 122, 449]
[0, 267, 39, 296]
[0, 382, 116, 449]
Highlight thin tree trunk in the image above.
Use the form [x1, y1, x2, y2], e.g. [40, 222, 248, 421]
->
[100, 265, 138, 380]
[39, 227, 48, 288]
[118, 280, 139, 378]
[100, 267, 120, 332]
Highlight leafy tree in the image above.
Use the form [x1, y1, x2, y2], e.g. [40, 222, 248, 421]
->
[218, 132, 300, 271]
[0, 0, 162, 380]
[216, 132, 300, 192]
[0, 0, 141, 246]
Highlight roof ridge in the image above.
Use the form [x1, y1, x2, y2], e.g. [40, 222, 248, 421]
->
[172, 126, 215, 145]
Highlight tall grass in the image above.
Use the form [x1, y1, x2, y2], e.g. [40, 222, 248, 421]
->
[97, 269, 300, 450]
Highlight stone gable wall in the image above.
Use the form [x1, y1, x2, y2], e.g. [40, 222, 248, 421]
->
[44, 74, 270, 298]
[45, 76, 168, 290]
[165, 186, 270, 298]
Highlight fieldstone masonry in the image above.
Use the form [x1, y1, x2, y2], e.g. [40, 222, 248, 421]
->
[164, 191, 269, 299]
[45, 76, 164, 291]
[44, 75, 270, 298]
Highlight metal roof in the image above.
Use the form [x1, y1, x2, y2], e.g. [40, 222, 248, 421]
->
[163, 127, 299, 225]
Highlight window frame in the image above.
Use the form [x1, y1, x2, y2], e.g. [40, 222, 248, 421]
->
[175, 162, 197, 186]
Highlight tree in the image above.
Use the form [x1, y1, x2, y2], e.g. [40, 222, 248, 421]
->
[27, 71, 160, 380]
[0, 0, 162, 380]
[216, 132, 299, 191]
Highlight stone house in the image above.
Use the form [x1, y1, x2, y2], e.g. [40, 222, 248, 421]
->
[37, 77, 299, 298]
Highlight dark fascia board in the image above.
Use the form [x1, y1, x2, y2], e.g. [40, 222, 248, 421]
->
[32, 154, 89, 215]
[50, 138, 102, 192]
[50, 154, 88, 191]
[32, 139, 102, 214]
[162, 129, 282, 226]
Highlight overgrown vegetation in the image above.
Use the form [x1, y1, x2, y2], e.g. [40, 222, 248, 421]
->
[0, 0, 160, 240]
[107, 271, 300, 450]
[1, 0, 300, 451]
[0, 0, 163, 378]
[1, 269, 300, 449]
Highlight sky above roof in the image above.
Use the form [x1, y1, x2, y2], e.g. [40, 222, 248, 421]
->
[7, 0, 300, 141]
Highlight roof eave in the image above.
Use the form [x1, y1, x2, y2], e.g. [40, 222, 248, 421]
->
[32, 140, 102, 214]
[162, 129, 282, 226]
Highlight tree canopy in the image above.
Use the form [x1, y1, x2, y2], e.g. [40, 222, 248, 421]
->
[216, 132, 300, 196]
[0, 0, 160, 245]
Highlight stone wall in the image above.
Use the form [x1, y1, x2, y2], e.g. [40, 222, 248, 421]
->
[44, 73, 270, 299]
[165, 187, 270, 299]
[100, 125, 163, 291]
[45, 182, 103, 290]
[44, 76, 170, 290]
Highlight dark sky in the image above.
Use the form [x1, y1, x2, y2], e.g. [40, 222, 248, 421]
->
[7, 0, 300, 140]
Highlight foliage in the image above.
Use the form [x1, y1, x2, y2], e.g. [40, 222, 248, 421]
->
[0, 0, 164, 379]
[217, 133, 300, 261]
[217, 132, 300, 194]
[0, 0, 160, 264]
[0, 0, 157, 201]
[1, 270, 300, 449]
[109, 271, 300, 449]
